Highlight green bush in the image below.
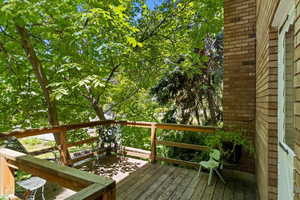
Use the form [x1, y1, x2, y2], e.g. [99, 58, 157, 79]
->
[204, 129, 254, 159]
[121, 126, 151, 150]
[16, 170, 32, 181]
[67, 129, 90, 143]
[156, 128, 254, 165]
[158, 130, 209, 163]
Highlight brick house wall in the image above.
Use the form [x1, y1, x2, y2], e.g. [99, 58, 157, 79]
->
[223, 1, 279, 199]
[225, 0, 300, 199]
[254, 0, 300, 199]
[255, 0, 279, 199]
[256, 25, 278, 200]
[223, 0, 256, 173]
[224, 0, 279, 199]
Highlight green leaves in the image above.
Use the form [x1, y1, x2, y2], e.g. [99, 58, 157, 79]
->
[77, 75, 105, 89]
[126, 36, 143, 47]
[52, 87, 69, 101]
[205, 128, 255, 158]
[0, 0, 224, 137]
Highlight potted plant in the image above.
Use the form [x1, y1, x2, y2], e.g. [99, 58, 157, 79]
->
[98, 125, 122, 156]
[204, 128, 254, 166]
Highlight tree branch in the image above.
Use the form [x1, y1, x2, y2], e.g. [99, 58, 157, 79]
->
[0, 26, 16, 40]
[139, 1, 190, 43]
[101, 64, 120, 98]
[105, 88, 140, 113]
[82, 85, 106, 120]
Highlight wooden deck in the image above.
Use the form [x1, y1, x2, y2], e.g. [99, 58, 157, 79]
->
[117, 164, 256, 200]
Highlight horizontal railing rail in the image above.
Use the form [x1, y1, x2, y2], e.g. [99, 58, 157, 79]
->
[156, 140, 209, 151]
[0, 120, 216, 167]
[0, 120, 215, 139]
[0, 148, 116, 199]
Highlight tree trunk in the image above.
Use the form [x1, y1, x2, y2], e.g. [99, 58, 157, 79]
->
[180, 110, 190, 124]
[83, 86, 106, 120]
[16, 25, 62, 143]
[195, 109, 201, 125]
[200, 97, 208, 122]
[207, 88, 217, 125]
[16, 25, 71, 163]
[91, 100, 106, 120]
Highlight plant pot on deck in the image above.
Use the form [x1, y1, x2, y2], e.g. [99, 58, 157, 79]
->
[222, 142, 242, 165]
[204, 129, 254, 168]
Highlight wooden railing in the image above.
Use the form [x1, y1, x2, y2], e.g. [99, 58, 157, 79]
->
[0, 120, 216, 167]
[0, 148, 115, 199]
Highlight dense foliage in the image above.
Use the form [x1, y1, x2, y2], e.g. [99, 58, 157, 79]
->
[158, 130, 209, 162]
[0, 0, 224, 153]
[150, 33, 224, 126]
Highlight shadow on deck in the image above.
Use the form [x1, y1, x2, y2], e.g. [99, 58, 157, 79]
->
[117, 163, 256, 200]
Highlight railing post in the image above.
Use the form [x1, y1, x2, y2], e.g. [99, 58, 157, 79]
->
[59, 131, 70, 165]
[110, 187, 116, 200]
[150, 124, 157, 163]
[0, 156, 15, 195]
[101, 187, 116, 200]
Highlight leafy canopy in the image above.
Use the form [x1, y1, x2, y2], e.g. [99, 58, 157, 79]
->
[0, 0, 223, 132]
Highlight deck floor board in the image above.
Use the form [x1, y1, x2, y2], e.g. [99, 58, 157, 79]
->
[116, 164, 256, 200]
[139, 166, 177, 200]
[147, 167, 182, 200]
[212, 179, 225, 200]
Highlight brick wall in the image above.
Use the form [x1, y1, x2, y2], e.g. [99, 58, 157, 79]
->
[256, 1, 279, 199]
[294, 1, 300, 199]
[223, 0, 256, 173]
[224, 0, 281, 199]
[256, 27, 278, 200]
[225, 0, 300, 199]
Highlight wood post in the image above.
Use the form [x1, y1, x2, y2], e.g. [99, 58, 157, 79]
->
[150, 124, 157, 163]
[110, 187, 116, 200]
[101, 187, 116, 200]
[59, 131, 70, 165]
[0, 156, 15, 195]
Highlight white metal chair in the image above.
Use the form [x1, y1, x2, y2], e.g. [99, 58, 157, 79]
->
[17, 177, 46, 200]
[198, 149, 226, 186]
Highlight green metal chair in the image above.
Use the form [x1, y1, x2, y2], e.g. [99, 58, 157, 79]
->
[198, 149, 226, 186]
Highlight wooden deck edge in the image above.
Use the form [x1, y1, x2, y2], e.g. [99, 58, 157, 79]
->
[66, 182, 116, 200]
